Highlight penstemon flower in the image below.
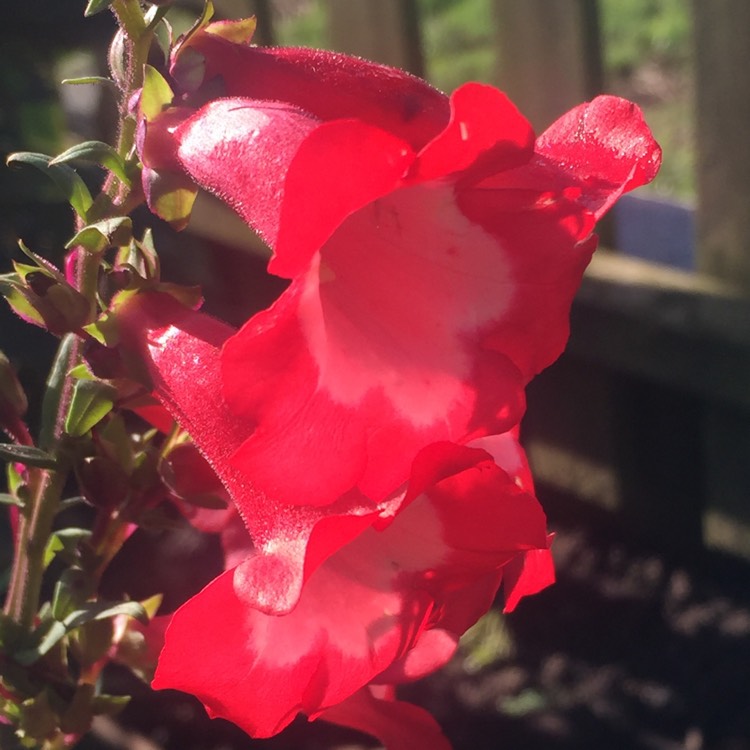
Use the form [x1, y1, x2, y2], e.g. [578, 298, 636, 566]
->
[113, 15, 662, 749]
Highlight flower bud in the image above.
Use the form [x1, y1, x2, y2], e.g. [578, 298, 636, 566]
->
[108, 27, 128, 90]
[0, 271, 90, 335]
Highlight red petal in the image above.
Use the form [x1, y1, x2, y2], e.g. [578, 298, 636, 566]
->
[536, 95, 662, 219]
[153, 545, 435, 737]
[457, 184, 598, 380]
[221, 180, 530, 509]
[116, 293, 383, 614]
[502, 538, 556, 613]
[320, 687, 452, 750]
[175, 97, 320, 251]
[153, 434, 548, 737]
[178, 38, 449, 151]
[268, 118, 415, 277]
[415, 82, 534, 182]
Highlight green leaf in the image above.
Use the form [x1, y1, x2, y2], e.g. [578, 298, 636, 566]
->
[14, 619, 67, 665]
[14, 599, 146, 666]
[175, 0, 215, 55]
[0, 444, 57, 469]
[17, 240, 67, 282]
[141, 65, 174, 120]
[6, 152, 93, 219]
[56, 496, 89, 514]
[134, 228, 160, 279]
[64, 600, 148, 630]
[64, 379, 116, 437]
[62, 76, 118, 94]
[140, 593, 163, 620]
[142, 169, 198, 230]
[43, 528, 91, 569]
[84, 0, 112, 16]
[67, 217, 133, 253]
[91, 694, 130, 716]
[51, 141, 130, 186]
[60, 683, 95, 735]
[40, 335, 77, 452]
[0, 275, 46, 327]
[151, 14, 173, 64]
[51, 568, 89, 620]
[82, 314, 119, 346]
[0, 492, 23, 507]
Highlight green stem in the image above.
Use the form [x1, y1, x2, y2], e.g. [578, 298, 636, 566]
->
[104, 0, 152, 206]
[4, 336, 79, 628]
[3, 468, 67, 629]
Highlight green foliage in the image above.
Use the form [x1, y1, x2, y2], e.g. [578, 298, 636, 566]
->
[275, 0, 326, 47]
[5, 153, 93, 219]
[419, 0, 495, 91]
[600, 0, 691, 74]
[64, 379, 116, 437]
[67, 217, 133, 254]
[51, 141, 131, 187]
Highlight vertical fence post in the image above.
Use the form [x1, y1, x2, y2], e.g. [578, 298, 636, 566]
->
[693, 2, 750, 557]
[325, 0, 424, 76]
[492, 0, 603, 132]
[693, 0, 750, 288]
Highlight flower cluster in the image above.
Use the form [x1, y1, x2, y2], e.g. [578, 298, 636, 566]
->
[117, 16, 661, 748]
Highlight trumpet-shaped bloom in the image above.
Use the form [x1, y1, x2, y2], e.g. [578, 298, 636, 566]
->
[153, 430, 551, 741]
[140, 31, 660, 536]
[129, 26, 660, 748]
[117, 292, 553, 746]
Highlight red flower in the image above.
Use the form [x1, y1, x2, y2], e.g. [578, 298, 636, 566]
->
[117, 292, 553, 746]
[154, 433, 549, 735]
[140, 27, 659, 541]
[126, 26, 660, 747]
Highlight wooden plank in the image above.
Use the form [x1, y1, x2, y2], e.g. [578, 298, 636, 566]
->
[325, 0, 424, 76]
[693, 0, 750, 287]
[492, 0, 603, 131]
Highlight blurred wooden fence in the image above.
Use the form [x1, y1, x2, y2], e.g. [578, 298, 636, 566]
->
[206, 0, 750, 560]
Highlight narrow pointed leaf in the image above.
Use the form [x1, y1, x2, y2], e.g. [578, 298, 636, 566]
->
[6, 152, 93, 218]
[51, 141, 130, 186]
[62, 76, 118, 94]
[44, 528, 92, 569]
[67, 217, 133, 253]
[141, 66, 174, 120]
[14, 619, 67, 665]
[17, 240, 67, 281]
[84, 0, 112, 16]
[0, 492, 23, 507]
[0, 444, 57, 469]
[65, 379, 116, 437]
[174, 0, 215, 57]
[91, 695, 131, 716]
[40, 334, 77, 452]
[64, 600, 148, 629]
